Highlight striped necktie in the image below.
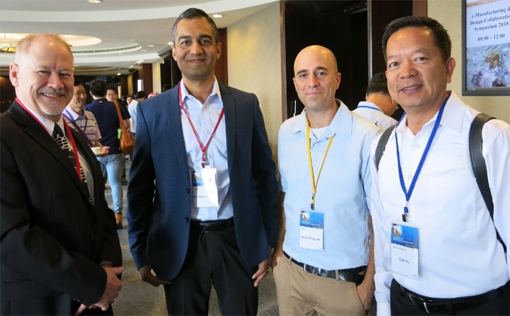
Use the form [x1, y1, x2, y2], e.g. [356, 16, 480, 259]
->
[53, 123, 87, 184]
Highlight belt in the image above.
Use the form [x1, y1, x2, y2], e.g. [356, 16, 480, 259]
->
[397, 281, 507, 313]
[284, 252, 366, 285]
[190, 218, 234, 232]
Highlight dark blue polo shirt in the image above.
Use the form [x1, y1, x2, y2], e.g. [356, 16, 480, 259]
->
[85, 98, 130, 155]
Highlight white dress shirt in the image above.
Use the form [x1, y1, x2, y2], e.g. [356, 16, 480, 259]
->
[128, 100, 139, 134]
[353, 101, 397, 131]
[180, 79, 233, 221]
[370, 91, 510, 315]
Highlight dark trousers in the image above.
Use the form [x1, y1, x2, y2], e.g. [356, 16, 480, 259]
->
[163, 224, 258, 316]
[1, 294, 113, 315]
[390, 279, 510, 315]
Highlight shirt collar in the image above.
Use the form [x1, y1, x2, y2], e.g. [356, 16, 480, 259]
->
[179, 78, 222, 105]
[18, 98, 63, 135]
[63, 106, 82, 120]
[396, 91, 465, 135]
[357, 101, 382, 111]
[292, 99, 353, 138]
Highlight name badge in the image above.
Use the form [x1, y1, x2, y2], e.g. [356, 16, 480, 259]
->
[391, 224, 419, 279]
[299, 210, 324, 251]
[191, 167, 219, 208]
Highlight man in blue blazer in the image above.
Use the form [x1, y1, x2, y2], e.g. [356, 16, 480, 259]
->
[127, 8, 278, 315]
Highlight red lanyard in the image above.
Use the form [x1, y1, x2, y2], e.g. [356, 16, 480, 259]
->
[178, 84, 224, 167]
[17, 98, 83, 181]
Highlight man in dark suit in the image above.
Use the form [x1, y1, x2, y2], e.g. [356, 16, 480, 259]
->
[1, 33, 123, 315]
[127, 8, 278, 316]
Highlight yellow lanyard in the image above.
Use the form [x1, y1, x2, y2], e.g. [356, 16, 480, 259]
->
[306, 120, 334, 210]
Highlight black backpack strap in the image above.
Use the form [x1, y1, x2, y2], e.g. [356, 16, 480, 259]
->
[469, 113, 506, 252]
[375, 125, 396, 171]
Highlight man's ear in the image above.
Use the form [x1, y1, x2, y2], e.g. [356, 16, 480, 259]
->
[9, 63, 19, 87]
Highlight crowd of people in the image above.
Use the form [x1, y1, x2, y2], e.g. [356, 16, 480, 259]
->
[1, 7, 509, 316]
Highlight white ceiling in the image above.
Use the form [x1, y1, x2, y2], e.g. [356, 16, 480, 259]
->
[0, 0, 278, 76]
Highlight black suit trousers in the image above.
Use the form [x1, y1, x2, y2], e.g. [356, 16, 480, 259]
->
[163, 224, 258, 316]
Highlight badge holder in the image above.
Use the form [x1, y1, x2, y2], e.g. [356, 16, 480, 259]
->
[390, 223, 419, 279]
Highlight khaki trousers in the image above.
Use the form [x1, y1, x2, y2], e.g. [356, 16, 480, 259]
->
[273, 254, 367, 316]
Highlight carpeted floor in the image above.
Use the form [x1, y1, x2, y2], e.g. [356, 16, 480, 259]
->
[104, 158, 279, 315]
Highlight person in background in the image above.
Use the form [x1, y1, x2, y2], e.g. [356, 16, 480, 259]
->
[127, 90, 146, 139]
[1, 33, 123, 315]
[147, 92, 160, 99]
[272, 45, 380, 316]
[85, 80, 130, 229]
[106, 86, 130, 186]
[127, 8, 278, 315]
[63, 80, 109, 156]
[354, 72, 398, 130]
[125, 95, 133, 107]
[371, 16, 509, 315]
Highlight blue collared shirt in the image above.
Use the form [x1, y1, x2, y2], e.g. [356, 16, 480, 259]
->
[278, 100, 380, 270]
[180, 79, 233, 220]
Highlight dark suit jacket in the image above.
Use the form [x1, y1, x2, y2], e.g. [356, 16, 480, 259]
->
[127, 83, 278, 280]
[0, 101, 122, 309]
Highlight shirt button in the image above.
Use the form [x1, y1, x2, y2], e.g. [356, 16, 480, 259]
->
[186, 188, 190, 194]
[184, 217, 190, 223]
[90, 234, 95, 241]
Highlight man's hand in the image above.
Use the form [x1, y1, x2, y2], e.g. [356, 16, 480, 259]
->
[356, 280, 374, 311]
[99, 146, 110, 157]
[252, 258, 271, 287]
[270, 247, 283, 269]
[74, 265, 123, 315]
[139, 265, 171, 287]
[252, 247, 273, 287]
[94, 266, 124, 311]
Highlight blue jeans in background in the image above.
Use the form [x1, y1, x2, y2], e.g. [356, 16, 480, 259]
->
[98, 153, 124, 213]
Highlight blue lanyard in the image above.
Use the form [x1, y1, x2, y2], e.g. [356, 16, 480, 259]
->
[395, 97, 448, 222]
[357, 105, 382, 112]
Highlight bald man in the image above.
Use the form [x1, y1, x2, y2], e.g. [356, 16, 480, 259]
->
[272, 45, 380, 315]
[1, 33, 123, 315]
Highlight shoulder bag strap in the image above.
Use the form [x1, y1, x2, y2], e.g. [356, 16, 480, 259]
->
[375, 125, 396, 171]
[469, 113, 505, 252]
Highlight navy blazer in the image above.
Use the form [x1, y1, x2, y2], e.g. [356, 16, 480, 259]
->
[127, 83, 278, 280]
[0, 101, 122, 307]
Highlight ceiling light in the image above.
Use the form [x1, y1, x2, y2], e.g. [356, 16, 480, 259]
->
[148, 44, 155, 48]
[212, 14, 223, 18]
[88, 0, 102, 3]
[117, 73, 121, 76]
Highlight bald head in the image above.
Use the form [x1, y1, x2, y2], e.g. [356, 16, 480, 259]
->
[294, 45, 338, 76]
[292, 45, 341, 125]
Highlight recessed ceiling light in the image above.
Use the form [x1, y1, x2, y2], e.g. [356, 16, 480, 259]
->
[117, 73, 121, 76]
[148, 44, 155, 48]
[212, 14, 223, 18]
[88, 0, 102, 3]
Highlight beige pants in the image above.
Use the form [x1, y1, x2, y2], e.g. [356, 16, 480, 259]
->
[273, 254, 367, 316]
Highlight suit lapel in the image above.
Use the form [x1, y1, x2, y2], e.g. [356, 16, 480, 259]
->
[220, 83, 236, 172]
[166, 87, 189, 174]
[10, 102, 93, 206]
